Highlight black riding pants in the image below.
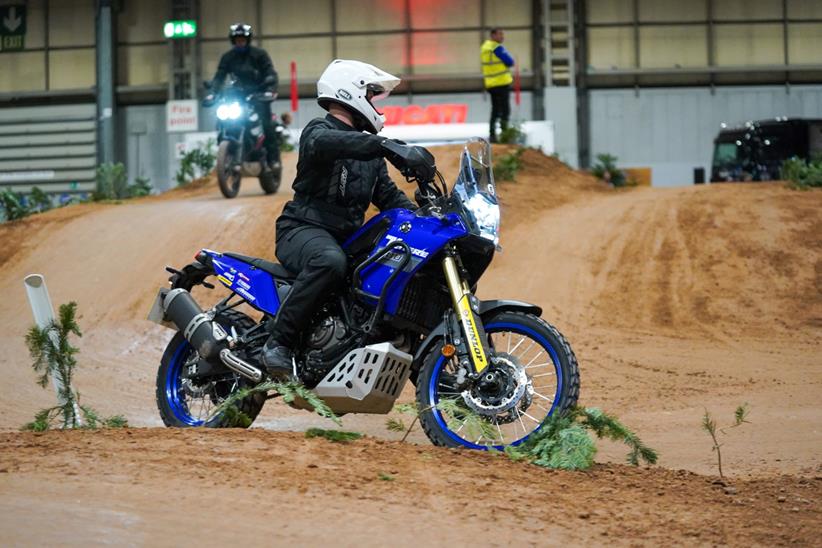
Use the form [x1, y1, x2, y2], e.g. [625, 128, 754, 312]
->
[270, 225, 347, 348]
[257, 102, 280, 165]
[488, 84, 511, 139]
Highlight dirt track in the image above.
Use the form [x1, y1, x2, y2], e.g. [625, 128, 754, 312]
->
[0, 146, 820, 545]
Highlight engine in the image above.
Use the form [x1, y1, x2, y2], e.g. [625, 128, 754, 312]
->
[301, 316, 360, 386]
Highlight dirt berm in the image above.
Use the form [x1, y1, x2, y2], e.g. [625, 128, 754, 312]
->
[0, 146, 819, 545]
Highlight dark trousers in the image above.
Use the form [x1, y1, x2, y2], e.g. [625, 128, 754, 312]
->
[488, 85, 511, 141]
[257, 102, 280, 165]
[270, 226, 347, 347]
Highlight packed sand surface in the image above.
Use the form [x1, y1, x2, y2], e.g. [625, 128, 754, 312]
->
[0, 145, 819, 545]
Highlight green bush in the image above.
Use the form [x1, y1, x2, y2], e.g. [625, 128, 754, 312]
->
[781, 156, 822, 189]
[94, 162, 129, 200]
[0, 188, 31, 221]
[498, 122, 525, 145]
[94, 163, 153, 200]
[28, 187, 53, 212]
[494, 147, 526, 182]
[591, 153, 626, 187]
[176, 139, 216, 186]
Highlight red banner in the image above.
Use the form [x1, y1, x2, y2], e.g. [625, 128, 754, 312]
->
[290, 61, 298, 112]
[382, 103, 468, 125]
[514, 59, 521, 106]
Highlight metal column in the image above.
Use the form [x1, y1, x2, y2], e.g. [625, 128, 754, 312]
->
[95, 0, 116, 165]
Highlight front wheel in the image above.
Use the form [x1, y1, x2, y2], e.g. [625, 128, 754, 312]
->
[258, 163, 280, 194]
[155, 310, 265, 427]
[216, 140, 242, 198]
[417, 311, 579, 449]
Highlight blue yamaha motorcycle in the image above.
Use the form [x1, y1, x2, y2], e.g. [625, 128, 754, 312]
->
[148, 139, 579, 449]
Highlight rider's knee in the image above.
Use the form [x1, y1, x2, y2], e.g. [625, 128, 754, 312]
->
[317, 247, 347, 281]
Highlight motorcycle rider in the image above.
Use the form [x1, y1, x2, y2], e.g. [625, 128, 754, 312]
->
[261, 59, 434, 376]
[209, 23, 280, 171]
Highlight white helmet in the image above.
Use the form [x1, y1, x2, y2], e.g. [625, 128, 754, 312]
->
[317, 59, 400, 134]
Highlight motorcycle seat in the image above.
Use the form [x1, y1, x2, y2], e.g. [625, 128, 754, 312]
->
[224, 252, 296, 280]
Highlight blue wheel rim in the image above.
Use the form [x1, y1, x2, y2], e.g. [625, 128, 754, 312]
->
[428, 321, 563, 450]
[165, 341, 205, 426]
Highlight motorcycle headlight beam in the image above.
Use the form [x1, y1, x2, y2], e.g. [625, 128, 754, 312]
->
[216, 102, 243, 121]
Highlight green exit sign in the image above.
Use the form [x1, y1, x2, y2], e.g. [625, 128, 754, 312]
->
[163, 20, 196, 39]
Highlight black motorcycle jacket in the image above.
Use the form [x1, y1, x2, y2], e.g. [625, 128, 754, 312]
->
[212, 46, 278, 92]
[276, 114, 416, 241]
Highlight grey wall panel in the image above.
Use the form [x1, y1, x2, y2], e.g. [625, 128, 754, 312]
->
[590, 85, 822, 186]
[120, 105, 171, 192]
[0, 104, 96, 195]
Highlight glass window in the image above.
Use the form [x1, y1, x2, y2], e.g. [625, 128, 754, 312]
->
[411, 30, 479, 75]
[484, 0, 530, 27]
[586, 0, 633, 24]
[712, 142, 739, 167]
[200, 0, 257, 39]
[261, 37, 334, 80]
[787, 0, 822, 19]
[713, 0, 782, 21]
[336, 0, 405, 32]
[715, 24, 784, 65]
[118, 45, 168, 86]
[118, 0, 167, 43]
[49, 0, 95, 47]
[788, 23, 822, 65]
[588, 27, 635, 69]
[263, 0, 331, 35]
[0, 52, 46, 92]
[499, 29, 531, 73]
[49, 49, 95, 89]
[638, 0, 706, 22]
[336, 34, 407, 75]
[640, 25, 707, 68]
[410, 0, 480, 29]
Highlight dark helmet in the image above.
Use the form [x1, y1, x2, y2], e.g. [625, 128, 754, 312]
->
[228, 23, 252, 44]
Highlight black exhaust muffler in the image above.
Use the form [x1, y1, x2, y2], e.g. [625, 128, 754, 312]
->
[163, 288, 228, 361]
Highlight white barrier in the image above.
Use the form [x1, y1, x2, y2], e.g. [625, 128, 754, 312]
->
[23, 274, 83, 426]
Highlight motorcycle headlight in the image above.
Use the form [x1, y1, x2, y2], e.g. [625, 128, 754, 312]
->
[464, 193, 500, 245]
[216, 102, 242, 121]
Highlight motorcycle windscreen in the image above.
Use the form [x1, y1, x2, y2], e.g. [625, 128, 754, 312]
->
[452, 139, 501, 245]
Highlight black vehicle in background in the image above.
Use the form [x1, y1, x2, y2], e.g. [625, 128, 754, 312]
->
[203, 76, 281, 198]
[711, 118, 822, 182]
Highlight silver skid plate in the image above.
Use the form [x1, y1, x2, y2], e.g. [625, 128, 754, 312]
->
[309, 342, 413, 415]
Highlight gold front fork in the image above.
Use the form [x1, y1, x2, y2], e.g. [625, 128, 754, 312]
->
[442, 255, 490, 374]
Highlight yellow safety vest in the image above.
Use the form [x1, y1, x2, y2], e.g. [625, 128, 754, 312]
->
[481, 39, 513, 89]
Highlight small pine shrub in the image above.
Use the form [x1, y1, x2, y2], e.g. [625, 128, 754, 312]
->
[498, 123, 525, 145]
[0, 188, 30, 220]
[494, 147, 526, 182]
[592, 153, 626, 187]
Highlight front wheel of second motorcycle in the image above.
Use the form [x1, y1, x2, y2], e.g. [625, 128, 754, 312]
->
[217, 140, 242, 198]
[416, 311, 580, 450]
[258, 162, 281, 194]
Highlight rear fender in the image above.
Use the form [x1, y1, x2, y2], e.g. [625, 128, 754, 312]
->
[410, 299, 543, 380]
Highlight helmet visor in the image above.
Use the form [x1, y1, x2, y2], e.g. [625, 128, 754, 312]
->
[366, 84, 391, 115]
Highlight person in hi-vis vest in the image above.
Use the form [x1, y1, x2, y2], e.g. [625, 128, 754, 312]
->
[481, 28, 515, 143]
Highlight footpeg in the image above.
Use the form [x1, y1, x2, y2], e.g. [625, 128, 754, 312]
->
[220, 348, 263, 382]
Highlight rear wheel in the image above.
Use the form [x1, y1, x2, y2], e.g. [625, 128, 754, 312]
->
[416, 311, 579, 449]
[155, 310, 265, 428]
[217, 141, 242, 198]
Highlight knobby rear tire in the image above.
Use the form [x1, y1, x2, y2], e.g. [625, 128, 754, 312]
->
[155, 309, 265, 428]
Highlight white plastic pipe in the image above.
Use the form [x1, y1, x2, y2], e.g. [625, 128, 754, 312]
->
[23, 274, 83, 427]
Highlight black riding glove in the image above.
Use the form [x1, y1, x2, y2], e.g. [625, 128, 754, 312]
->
[380, 139, 437, 182]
